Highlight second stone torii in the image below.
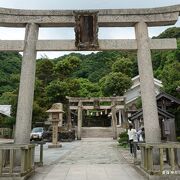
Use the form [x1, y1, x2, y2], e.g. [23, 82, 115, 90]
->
[66, 96, 126, 140]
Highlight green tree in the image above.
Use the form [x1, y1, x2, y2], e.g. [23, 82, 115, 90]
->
[76, 78, 101, 97]
[32, 101, 48, 125]
[36, 59, 54, 85]
[112, 57, 133, 77]
[45, 80, 68, 103]
[45, 79, 80, 103]
[159, 62, 180, 98]
[73, 51, 136, 82]
[54, 55, 81, 79]
[34, 79, 50, 107]
[0, 52, 21, 95]
[152, 40, 180, 77]
[154, 27, 180, 39]
[100, 72, 132, 96]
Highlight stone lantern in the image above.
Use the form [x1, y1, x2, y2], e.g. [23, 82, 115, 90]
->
[46, 103, 64, 148]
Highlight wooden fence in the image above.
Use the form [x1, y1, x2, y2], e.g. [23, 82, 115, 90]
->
[138, 142, 180, 175]
[0, 144, 35, 179]
[0, 128, 12, 138]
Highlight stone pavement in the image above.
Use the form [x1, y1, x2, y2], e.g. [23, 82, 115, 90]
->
[30, 138, 147, 180]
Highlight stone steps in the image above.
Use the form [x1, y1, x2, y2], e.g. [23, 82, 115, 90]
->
[81, 127, 114, 138]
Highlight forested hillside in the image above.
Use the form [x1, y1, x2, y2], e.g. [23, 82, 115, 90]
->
[0, 27, 179, 127]
[152, 27, 180, 98]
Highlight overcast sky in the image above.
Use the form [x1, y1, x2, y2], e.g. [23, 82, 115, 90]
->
[0, 0, 179, 58]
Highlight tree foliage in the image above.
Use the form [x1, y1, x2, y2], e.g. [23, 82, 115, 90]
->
[54, 55, 81, 79]
[36, 59, 54, 85]
[76, 78, 101, 97]
[112, 57, 133, 77]
[0, 52, 21, 95]
[159, 62, 180, 98]
[100, 72, 132, 96]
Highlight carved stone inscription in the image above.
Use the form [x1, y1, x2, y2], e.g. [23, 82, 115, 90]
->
[74, 11, 99, 50]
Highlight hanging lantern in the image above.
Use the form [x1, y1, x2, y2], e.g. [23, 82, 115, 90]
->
[96, 112, 99, 116]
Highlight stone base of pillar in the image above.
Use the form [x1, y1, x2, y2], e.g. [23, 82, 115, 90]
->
[48, 143, 62, 148]
[153, 148, 160, 165]
[77, 137, 81, 140]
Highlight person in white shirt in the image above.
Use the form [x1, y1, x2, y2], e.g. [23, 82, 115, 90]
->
[127, 124, 137, 154]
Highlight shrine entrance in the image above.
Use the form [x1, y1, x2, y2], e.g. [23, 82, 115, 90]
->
[83, 114, 111, 127]
[66, 96, 126, 139]
[0, 5, 178, 145]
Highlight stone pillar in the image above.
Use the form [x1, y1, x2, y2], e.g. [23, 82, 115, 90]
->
[67, 105, 72, 129]
[15, 23, 39, 144]
[52, 120, 59, 145]
[111, 101, 117, 139]
[135, 22, 161, 143]
[134, 119, 139, 131]
[118, 110, 122, 126]
[122, 110, 127, 128]
[46, 103, 63, 148]
[122, 110, 126, 122]
[58, 112, 63, 127]
[167, 119, 176, 141]
[77, 101, 82, 140]
[48, 115, 62, 148]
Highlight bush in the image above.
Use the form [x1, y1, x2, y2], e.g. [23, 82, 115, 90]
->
[177, 136, 180, 142]
[119, 131, 128, 139]
[118, 131, 128, 148]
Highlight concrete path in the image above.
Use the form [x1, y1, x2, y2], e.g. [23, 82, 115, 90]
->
[30, 138, 147, 180]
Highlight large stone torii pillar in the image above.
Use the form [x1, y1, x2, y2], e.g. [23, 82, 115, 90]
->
[135, 22, 161, 143]
[14, 23, 39, 144]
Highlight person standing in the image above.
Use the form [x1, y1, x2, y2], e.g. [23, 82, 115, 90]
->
[127, 124, 137, 154]
[137, 127, 145, 142]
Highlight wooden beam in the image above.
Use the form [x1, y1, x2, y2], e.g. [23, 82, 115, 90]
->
[70, 106, 111, 110]
[69, 105, 124, 110]
[67, 96, 125, 102]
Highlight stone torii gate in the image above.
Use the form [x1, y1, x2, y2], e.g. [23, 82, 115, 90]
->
[0, 5, 179, 144]
[66, 96, 125, 140]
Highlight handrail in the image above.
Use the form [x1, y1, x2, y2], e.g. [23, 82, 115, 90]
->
[138, 142, 180, 175]
[0, 143, 35, 178]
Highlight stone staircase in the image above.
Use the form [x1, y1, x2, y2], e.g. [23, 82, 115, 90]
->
[81, 127, 114, 138]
